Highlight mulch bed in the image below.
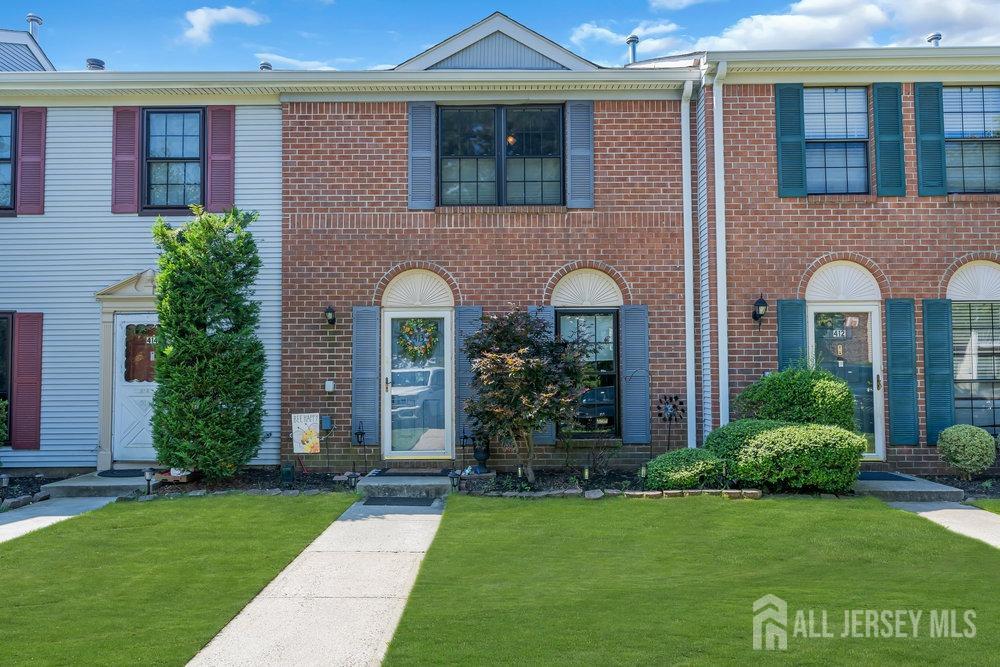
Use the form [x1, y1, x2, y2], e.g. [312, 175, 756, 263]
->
[154, 467, 352, 495]
[472, 468, 645, 495]
[2, 475, 65, 500]
[927, 476, 1000, 499]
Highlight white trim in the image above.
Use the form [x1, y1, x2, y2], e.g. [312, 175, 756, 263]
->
[112, 312, 159, 464]
[380, 309, 455, 460]
[382, 270, 455, 308]
[551, 269, 624, 307]
[806, 301, 886, 461]
[713, 62, 730, 427]
[395, 13, 598, 72]
[681, 80, 697, 448]
[806, 261, 881, 302]
[946, 260, 1000, 301]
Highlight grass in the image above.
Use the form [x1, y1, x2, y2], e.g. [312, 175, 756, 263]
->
[972, 499, 1000, 515]
[0, 493, 355, 666]
[386, 495, 1000, 665]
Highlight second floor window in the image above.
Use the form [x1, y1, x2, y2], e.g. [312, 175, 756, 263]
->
[944, 86, 1000, 193]
[804, 87, 869, 195]
[144, 109, 204, 210]
[439, 105, 562, 206]
[0, 110, 14, 210]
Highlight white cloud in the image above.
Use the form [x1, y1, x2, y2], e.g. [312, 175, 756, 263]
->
[368, 64, 397, 70]
[254, 52, 336, 70]
[570, 20, 682, 55]
[183, 6, 267, 45]
[649, 0, 710, 9]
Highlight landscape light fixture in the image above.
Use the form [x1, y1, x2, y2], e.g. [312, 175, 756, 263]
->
[143, 468, 155, 496]
[0, 473, 8, 502]
[583, 466, 590, 482]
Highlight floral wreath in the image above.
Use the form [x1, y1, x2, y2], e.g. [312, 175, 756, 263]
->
[397, 318, 439, 362]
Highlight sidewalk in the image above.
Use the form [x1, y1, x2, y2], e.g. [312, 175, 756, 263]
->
[890, 501, 1000, 549]
[0, 497, 116, 544]
[190, 499, 444, 667]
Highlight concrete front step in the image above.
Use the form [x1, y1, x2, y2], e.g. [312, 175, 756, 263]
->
[355, 474, 453, 499]
[854, 472, 964, 502]
[42, 472, 159, 498]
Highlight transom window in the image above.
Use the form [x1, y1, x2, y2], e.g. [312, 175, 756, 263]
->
[557, 310, 618, 438]
[804, 87, 869, 194]
[944, 86, 1000, 193]
[0, 110, 14, 210]
[439, 105, 563, 206]
[0, 312, 11, 444]
[143, 109, 204, 209]
[952, 301, 1000, 436]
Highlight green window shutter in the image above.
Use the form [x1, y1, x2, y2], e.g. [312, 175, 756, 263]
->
[874, 82, 906, 196]
[922, 299, 955, 444]
[775, 84, 806, 197]
[455, 306, 483, 447]
[351, 306, 381, 445]
[777, 299, 807, 370]
[408, 101, 436, 209]
[527, 306, 556, 445]
[620, 305, 651, 445]
[885, 299, 918, 445]
[914, 83, 946, 196]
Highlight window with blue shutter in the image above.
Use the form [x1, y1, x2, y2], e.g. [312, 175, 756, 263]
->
[455, 306, 483, 446]
[885, 299, 918, 444]
[557, 310, 619, 437]
[915, 82, 946, 196]
[351, 306, 381, 445]
[527, 306, 556, 445]
[775, 84, 807, 197]
[408, 102, 436, 210]
[777, 299, 807, 369]
[619, 305, 651, 444]
[922, 299, 955, 444]
[565, 100, 594, 208]
[874, 82, 906, 196]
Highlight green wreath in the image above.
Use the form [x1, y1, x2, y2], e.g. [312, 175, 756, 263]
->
[397, 318, 439, 362]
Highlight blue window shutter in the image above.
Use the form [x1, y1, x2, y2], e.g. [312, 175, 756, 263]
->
[527, 306, 556, 445]
[408, 102, 436, 210]
[777, 299, 807, 370]
[565, 101, 594, 208]
[455, 306, 483, 447]
[885, 299, 918, 445]
[922, 299, 955, 444]
[915, 83, 946, 196]
[874, 82, 906, 197]
[621, 305, 651, 445]
[775, 84, 806, 197]
[351, 306, 380, 445]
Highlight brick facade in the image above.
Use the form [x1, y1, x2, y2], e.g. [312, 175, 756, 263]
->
[281, 100, 692, 471]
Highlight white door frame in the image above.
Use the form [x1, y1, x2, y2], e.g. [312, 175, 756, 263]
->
[381, 308, 454, 460]
[112, 312, 159, 463]
[807, 301, 885, 460]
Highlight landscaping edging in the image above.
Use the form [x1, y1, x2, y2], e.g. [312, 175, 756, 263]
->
[0, 491, 51, 512]
[121, 488, 334, 502]
[470, 488, 764, 499]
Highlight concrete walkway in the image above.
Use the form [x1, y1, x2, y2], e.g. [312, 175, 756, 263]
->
[190, 499, 444, 667]
[0, 497, 116, 544]
[890, 501, 1000, 549]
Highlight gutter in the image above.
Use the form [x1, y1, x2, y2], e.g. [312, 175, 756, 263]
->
[680, 80, 697, 447]
[712, 61, 730, 427]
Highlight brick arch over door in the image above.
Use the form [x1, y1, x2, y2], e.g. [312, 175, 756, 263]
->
[797, 252, 892, 300]
[542, 260, 632, 305]
[939, 252, 1000, 298]
[372, 261, 463, 306]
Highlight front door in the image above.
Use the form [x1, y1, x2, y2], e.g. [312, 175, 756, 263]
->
[807, 303, 885, 459]
[112, 313, 158, 462]
[381, 310, 453, 460]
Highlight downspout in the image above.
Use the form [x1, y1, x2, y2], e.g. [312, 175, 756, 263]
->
[712, 61, 730, 427]
[680, 80, 697, 447]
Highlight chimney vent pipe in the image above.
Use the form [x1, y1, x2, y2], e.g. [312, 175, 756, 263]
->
[626, 35, 639, 64]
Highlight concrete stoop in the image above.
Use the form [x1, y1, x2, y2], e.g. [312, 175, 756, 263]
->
[355, 473, 452, 499]
[41, 472, 158, 498]
[854, 472, 964, 502]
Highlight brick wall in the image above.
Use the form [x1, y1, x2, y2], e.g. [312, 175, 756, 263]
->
[281, 100, 691, 471]
[721, 82, 1000, 474]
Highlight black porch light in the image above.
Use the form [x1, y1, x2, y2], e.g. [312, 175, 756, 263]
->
[324, 305, 336, 326]
[143, 468, 155, 496]
[752, 294, 769, 328]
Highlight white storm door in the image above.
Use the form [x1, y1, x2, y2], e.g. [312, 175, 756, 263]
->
[112, 313, 159, 462]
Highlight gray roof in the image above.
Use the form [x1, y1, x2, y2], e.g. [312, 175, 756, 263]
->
[0, 41, 45, 71]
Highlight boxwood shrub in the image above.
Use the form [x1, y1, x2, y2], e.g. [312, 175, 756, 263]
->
[733, 423, 867, 494]
[703, 418, 789, 466]
[646, 448, 725, 490]
[938, 424, 997, 479]
[735, 367, 857, 432]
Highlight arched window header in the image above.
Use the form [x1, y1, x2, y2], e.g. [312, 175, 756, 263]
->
[805, 261, 881, 302]
[382, 269, 455, 308]
[947, 261, 1000, 301]
[550, 269, 624, 307]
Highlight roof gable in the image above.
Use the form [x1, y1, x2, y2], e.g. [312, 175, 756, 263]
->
[396, 12, 596, 72]
[0, 29, 54, 71]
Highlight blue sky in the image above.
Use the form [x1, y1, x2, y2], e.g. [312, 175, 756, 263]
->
[3, 1, 1000, 71]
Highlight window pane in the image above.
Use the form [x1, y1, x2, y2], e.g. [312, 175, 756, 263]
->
[149, 184, 167, 205]
[503, 107, 562, 206]
[0, 112, 11, 160]
[943, 86, 1000, 139]
[558, 311, 618, 437]
[804, 87, 868, 140]
[805, 141, 868, 194]
[439, 109, 496, 205]
[441, 158, 459, 182]
[124, 324, 157, 383]
[0, 162, 10, 187]
[952, 301, 1000, 437]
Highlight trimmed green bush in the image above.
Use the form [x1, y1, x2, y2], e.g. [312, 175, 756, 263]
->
[703, 418, 789, 467]
[938, 424, 997, 479]
[735, 367, 857, 432]
[734, 423, 866, 493]
[0, 397, 7, 445]
[646, 448, 725, 490]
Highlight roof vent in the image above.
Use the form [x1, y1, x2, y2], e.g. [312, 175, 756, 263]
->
[86, 58, 105, 71]
[926, 32, 942, 47]
[26, 13, 42, 38]
[258, 61, 273, 71]
[626, 34, 639, 64]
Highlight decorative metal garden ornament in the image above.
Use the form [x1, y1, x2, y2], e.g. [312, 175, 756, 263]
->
[656, 394, 688, 458]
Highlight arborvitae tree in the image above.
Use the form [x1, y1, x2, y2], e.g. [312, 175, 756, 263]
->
[151, 207, 266, 479]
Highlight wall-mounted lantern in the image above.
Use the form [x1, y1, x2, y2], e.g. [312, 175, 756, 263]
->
[324, 306, 336, 326]
[752, 294, 769, 329]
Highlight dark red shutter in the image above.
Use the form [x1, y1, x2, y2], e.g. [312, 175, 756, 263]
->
[205, 105, 235, 212]
[15, 107, 46, 215]
[111, 107, 140, 213]
[11, 313, 42, 450]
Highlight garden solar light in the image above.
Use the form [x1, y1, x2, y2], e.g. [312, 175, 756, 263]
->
[640, 464, 647, 480]
[583, 466, 590, 481]
[0, 473, 8, 502]
[517, 464, 524, 479]
[143, 468, 155, 495]
[347, 471, 361, 490]
[449, 469, 461, 490]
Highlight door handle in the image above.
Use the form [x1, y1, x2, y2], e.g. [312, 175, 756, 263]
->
[384, 376, 392, 393]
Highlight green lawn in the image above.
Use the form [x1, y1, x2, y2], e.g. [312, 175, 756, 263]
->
[972, 499, 1000, 515]
[0, 493, 355, 666]
[386, 495, 1000, 665]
